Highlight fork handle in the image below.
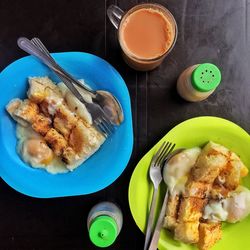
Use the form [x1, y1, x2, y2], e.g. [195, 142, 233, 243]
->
[144, 187, 159, 250]
[148, 190, 169, 250]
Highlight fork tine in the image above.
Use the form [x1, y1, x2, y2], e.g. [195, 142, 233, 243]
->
[159, 143, 176, 165]
[99, 118, 112, 137]
[168, 143, 176, 155]
[102, 116, 115, 134]
[157, 142, 170, 164]
[100, 118, 112, 136]
[155, 142, 171, 165]
[94, 119, 108, 138]
[97, 118, 110, 136]
[152, 142, 166, 162]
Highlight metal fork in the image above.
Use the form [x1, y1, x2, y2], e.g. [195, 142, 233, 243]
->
[17, 37, 114, 137]
[144, 141, 175, 250]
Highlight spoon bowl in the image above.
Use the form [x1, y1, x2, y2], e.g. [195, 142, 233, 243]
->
[93, 90, 124, 125]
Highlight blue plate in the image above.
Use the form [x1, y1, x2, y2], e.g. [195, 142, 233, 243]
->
[0, 52, 133, 198]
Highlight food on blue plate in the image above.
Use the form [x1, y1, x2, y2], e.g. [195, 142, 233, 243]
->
[163, 141, 250, 250]
[6, 76, 105, 174]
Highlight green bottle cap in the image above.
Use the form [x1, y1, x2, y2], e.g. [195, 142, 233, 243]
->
[191, 63, 221, 92]
[89, 216, 118, 248]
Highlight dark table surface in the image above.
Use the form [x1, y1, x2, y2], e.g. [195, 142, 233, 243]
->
[0, 0, 250, 249]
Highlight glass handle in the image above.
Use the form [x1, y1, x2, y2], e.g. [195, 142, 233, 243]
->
[107, 5, 124, 29]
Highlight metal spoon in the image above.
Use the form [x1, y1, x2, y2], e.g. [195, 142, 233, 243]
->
[148, 148, 185, 250]
[17, 37, 124, 125]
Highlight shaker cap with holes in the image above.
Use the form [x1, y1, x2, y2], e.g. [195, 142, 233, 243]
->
[89, 215, 118, 247]
[87, 202, 123, 248]
[191, 63, 221, 92]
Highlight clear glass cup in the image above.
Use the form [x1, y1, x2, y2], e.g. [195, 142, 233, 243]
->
[107, 3, 178, 71]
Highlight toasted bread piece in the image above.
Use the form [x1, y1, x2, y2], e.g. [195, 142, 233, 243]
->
[240, 164, 249, 177]
[184, 180, 211, 198]
[6, 98, 22, 117]
[214, 152, 247, 191]
[166, 195, 180, 217]
[164, 195, 180, 230]
[32, 114, 51, 136]
[39, 100, 51, 117]
[69, 120, 104, 156]
[230, 152, 246, 172]
[226, 152, 248, 188]
[197, 222, 222, 250]
[210, 184, 230, 199]
[27, 77, 59, 103]
[58, 82, 93, 125]
[178, 197, 207, 222]
[53, 105, 78, 140]
[192, 142, 228, 184]
[44, 128, 67, 156]
[217, 167, 240, 191]
[164, 216, 178, 231]
[12, 99, 39, 126]
[174, 221, 199, 244]
[62, 147, 79, 165]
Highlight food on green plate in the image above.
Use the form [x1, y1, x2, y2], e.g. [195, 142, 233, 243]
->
[6, 76, 105, 174]
[163, 141, 250, 250]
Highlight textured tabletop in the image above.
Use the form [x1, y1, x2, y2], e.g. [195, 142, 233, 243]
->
[0, 0, 249, 249]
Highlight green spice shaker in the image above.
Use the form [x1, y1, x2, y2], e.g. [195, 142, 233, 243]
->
[87, 202, 123, 248]
[177, 63, 222, 102]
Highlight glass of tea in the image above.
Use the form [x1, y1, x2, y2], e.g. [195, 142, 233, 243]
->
[107, 3, 178, 71]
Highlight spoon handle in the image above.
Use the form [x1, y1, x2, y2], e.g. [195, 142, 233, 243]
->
[148, 190, 169, 250]
[144, 187, 159, 250]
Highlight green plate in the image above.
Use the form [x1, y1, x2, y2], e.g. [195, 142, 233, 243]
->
[128, 116, 250, 250]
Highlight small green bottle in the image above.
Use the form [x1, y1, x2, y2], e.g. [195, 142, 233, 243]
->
[87, 202, 123, 248]
[177, 63, 222, 102]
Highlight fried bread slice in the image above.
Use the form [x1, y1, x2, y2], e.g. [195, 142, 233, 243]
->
[44, 128, 68, 156]
[6, 98, 22, 119]
[164, 195, 180, 230]
[184, 180, 211, 199]
[178, 197, 207, 222]
[209, 184, 230, 199]
[192, 142, 228, 184]
[27, 77, 60, 103]
[32, 114, 52, 136]
[69, 120, 104, 156]
[67, 120, 105, 170]
[197, 222, 222, 250]
[53, 105, 78, 140]
[61, 146, 79, 165]
[11, 99, 40, 126]
[223, 152, 248, 190]
[174, 221, 200, 244]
